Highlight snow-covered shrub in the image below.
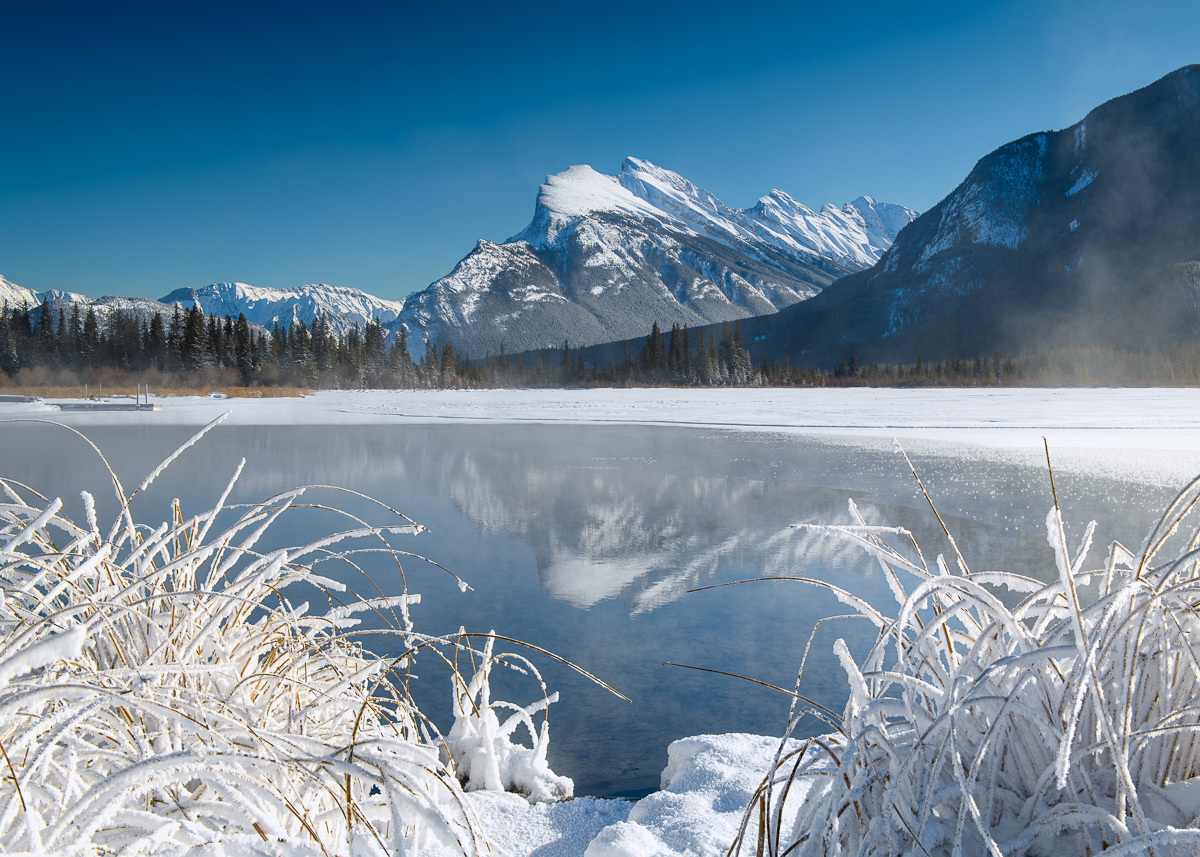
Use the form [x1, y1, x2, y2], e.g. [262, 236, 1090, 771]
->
[0, 416, 574, 856]
[734, 449, 1200, 856]
[446, 633, 573, 803]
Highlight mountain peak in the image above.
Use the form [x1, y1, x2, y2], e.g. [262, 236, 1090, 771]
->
[401, 157, 917, 358]
[513, 163, 663, 246]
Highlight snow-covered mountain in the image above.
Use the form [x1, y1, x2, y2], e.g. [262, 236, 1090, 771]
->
[159, 282, 405, 337]
[0, 274, 90, 310]
[0, 275, 37, 308]
[0, 274, 168, 328]
[395, 158, 916, 357]
[4, 160, 915, 357]
[746, 64, 1200, 365]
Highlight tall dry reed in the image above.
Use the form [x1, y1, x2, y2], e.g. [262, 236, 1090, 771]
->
[0, 415, 581, 856]
[731, 444, 1200, 856]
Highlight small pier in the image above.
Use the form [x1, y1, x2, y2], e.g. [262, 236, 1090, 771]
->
[57, 401, 161, 412]
[53, 383, 159, 412]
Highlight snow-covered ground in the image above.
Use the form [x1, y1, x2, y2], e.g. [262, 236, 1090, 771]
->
[11, 386, 1200, 484]
[447, 734, 802, 857]
[9, 386, 1199, 437]
[4, 386, 1200, 855]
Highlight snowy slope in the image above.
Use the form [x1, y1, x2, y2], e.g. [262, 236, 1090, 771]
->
[0, 274, 90, 309]
[160, 282, 405, 337]
[397, 158, 916, 357]
[617, 157, 916, 267]
[0, 275, 37, 309]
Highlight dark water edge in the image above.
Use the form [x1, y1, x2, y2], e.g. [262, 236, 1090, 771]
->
[0, 421, 1182, 796]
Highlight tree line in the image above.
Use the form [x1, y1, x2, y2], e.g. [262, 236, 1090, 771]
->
[472, 321, 757, 387]
[0, 299, 423, 389]
[2, 297, 1197, 391]
[0, 300, 761, 390]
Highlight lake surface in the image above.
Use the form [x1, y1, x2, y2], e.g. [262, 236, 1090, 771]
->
[0, 420, 1184, 796]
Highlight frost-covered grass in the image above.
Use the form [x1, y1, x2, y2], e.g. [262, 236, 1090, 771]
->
[733, 445, 1200, 856]
[0, 416, 583, 856]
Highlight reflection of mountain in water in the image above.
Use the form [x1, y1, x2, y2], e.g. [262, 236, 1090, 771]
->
[409, 427, 1177, 616]
[57, 424, 1174, 619]
[398, 427, 1079, 615]
[437, 449, 804, 613]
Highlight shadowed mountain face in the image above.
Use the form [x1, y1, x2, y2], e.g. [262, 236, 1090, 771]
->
[393, 158, 916, 358]
[744, 64, 1200, 365]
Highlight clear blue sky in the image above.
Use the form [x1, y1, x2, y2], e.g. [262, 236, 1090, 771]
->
[3, 0, 1198, 301]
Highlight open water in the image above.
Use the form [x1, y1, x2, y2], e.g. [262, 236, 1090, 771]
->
[0, 421, 1181, 796]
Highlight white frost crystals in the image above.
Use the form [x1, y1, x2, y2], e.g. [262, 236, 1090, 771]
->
[734, 447, 1200, 857]
[0, 416, 581, 856]
[446, 634, 574, 804]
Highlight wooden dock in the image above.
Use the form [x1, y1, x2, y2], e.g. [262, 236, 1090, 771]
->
[57, 402, 161, 412]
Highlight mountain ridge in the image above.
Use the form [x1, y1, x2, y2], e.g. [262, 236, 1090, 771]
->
[159, 282, 405, 338]
[737, 64, 1200, 366]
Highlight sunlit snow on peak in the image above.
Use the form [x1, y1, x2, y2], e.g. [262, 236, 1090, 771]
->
[514, 164, 666, 246]
[512, 157, 918, 269]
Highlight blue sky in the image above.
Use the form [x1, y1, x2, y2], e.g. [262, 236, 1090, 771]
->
[3, 0, 1198, 301]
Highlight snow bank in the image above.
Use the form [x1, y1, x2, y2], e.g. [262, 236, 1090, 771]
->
[584, 734, 806, 857]
[451, 734, 800, 857]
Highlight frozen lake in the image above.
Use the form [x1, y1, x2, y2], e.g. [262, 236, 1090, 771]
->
[2, 389, 1198, 797]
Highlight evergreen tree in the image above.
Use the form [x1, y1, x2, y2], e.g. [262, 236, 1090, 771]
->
[363, 318, 386, 383]
[220, 315, 236, 368]
[0, 304, 18, 376]
[679, 325, 691, 383]
[166, 306, 184, 371]
[67, 304, 83, 370]
[389, 326, 415, 387]
[421, 337, 438, 387]
[82, 306, 101, 369]
[314, 314, 336, 372]
[181, 306, 209, 370]
[234, 313, 253, 382]
[641, 321, 666, 380]
[695, 328, 710, 386]
[290, 320, 312, 370]
[440, 342, 457, 387]
[147, 313, 167, 370]
[34, 298, 54, 366]
[667, 323, 683, 381]
[560, 339, 571, 382]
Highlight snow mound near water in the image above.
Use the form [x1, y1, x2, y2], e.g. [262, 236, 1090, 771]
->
[454, 734, 806, 857]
